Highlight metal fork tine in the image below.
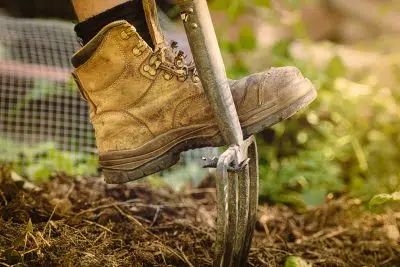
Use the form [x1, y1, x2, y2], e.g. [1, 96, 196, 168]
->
[232, 164, 250, 265]
[215, 152, 237, 267]
[213, 139, 259, 267]
[240, 139, 259, 265]
[227, 171, 238, 264]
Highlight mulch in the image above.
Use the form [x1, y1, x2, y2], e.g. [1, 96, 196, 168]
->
[0, 165, 399, 267]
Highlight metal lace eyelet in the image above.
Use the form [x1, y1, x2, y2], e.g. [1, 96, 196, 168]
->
[143, 65, 150, 72]
[120, 31, 130, 40]
[132, 47, 142, 56]
[154, 60, 162, 69]
[149, 55, 157, 65]
[149, 68, 157, 76]
[178, 75, 186, 82]
[164, 73, 172, 80]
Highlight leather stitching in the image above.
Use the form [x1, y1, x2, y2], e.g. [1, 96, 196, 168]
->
[172, 93, 204, 128]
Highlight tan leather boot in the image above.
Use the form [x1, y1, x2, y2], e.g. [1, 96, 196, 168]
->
[72, 7, 316, 184]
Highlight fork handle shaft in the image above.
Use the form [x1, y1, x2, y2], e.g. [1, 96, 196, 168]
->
[177, 0, 243, 146]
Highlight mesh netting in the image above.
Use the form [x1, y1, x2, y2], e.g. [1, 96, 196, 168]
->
[0, 16, 218, 174]
[0, 17, 94, 152]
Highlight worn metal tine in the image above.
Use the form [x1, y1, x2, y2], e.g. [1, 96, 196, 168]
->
[227, 170, 239, 265]
[213, 139, 258, 267]
[215, 150, 238, 267]
[239, 138, 259, 266]
[232, 136, 258, 266]
[232, 163, 250, 266]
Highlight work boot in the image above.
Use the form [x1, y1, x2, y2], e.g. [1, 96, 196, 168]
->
[71, 3, 316, 184]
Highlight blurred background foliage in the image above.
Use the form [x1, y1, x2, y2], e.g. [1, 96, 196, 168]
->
[0, 139, 98, 181]
[0, 0, 399, 209]
[211, 0, 400, 208]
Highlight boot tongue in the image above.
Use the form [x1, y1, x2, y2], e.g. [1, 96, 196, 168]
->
[142, 0, 166, 50]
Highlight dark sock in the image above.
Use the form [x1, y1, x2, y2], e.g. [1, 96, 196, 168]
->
[74, 1, 153, 48]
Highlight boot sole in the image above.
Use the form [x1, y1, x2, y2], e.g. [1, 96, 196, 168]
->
[102, 82, 317, 184]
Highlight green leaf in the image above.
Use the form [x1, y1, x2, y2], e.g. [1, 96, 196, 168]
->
[26, 218, 33, 234]
[26, 164, 53, 181]
[300, 187, 328, 207]
[238, 25, 257, 51]
[285, 256, 312, 267]
[326, 56, 346, 79]
[271, 39, 292, 61]
[369, 192, 400, 209]
[210, 0, 245, 20]
[252, 0, 271, 8]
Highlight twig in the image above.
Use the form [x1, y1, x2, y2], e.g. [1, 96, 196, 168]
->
[112, 205, 143, 227]
[184, 188, 216, 195]
[111, 238, 124, 248]
[173, 221, 215, 240]
[157, 243, 194, 267]
[113, 205, 197, 266]
[260, 247, 290, 255]
[76, 200, 194, 217]
[257, 256, 268, 266]
[22, 248, 39, 256]
[36, 231, 50, 247]
[28, 232, 40, 249]
[93, 231, 106, 244]
[63, 224, 92, 243]
[150, 207, 161, 227]
[295, 227, 347, 244]
[0, 190, 7, 205]
[177, 246, 195, 267]
[65, 184, 75, 198]
[322, 227, 348, 240]
[42, 203, 58, 236]
[83, 219, 115, 234]
[159, 248, 167, 265]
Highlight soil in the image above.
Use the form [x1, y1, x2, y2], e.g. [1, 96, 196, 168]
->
[0, 165, 399, 267]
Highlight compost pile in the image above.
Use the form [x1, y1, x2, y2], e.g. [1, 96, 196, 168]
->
[0, 166, 399, 267]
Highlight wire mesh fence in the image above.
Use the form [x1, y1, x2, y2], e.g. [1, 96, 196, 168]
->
[0, 16, 219, 178]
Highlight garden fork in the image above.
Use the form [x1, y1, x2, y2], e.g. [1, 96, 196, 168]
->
[177, 1, 259, 266]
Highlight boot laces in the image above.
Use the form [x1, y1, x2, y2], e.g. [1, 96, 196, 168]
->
[153, 41, 199, 82]
[122, 26, 199, 82]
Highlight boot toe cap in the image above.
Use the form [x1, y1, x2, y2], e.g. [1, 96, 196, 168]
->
[234, 66, 315, 111]
[262, 66, 315, 103]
